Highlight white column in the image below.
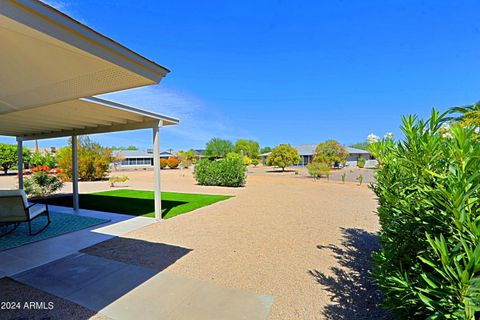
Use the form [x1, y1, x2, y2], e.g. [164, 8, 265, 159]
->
[72, 135, 79, 213]
[153, 122, 162, 220]
[17, 139, 23, 189]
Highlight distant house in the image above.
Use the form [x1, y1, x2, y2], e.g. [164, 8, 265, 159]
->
[112, 149, 173, 169]
[261, 144, 372, 167]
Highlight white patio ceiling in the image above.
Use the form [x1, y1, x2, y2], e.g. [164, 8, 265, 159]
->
[0, 97, 179, 141]
[0, 0, 169, 114]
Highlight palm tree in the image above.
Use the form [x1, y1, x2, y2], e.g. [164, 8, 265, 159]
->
[448, 102, 480, 123]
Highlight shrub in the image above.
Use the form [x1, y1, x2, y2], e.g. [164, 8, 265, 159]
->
[194, 157, 246, 187]
[357, 157, 366, 168]
[57, 136, 113, 181]
[356, 174, 363, 185]
[266, 144, 301, 171]
[341, 172, 346, 183]
[109, 175, 129, 187]
[243, 155, 252, 166]
[160, 158, 168, 169]
[306, 162, 330, 180]
[370, 110, 480, 319]
[252, 158, 259, 167]
[30, 151, 57, 168]
[167, 157, 180, 169]
[24, 171, 64, 198]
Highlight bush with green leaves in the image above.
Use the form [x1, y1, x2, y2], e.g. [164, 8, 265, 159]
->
[193, 157, 246, 187]
[57, 136, 112, 181]
[369, 110, 480, 319]
[30, 151, 57, 168]
[314, 140, 348, 167]
[24, 171, 64, 198]
[306, 161, 330, 180]
[357, 157, 366, 168]
[266, 144, 301, 171]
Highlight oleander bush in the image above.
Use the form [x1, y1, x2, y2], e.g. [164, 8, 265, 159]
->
[194, 157, 246, 187]
[369, 110, 480, 319]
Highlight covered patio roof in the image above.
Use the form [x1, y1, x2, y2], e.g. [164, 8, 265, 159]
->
[1, 0, 179, 220]
[1, 0, 169, 114]
[0, 97, 179, 141]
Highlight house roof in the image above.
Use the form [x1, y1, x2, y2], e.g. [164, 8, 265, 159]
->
[345, 146, 370, 154]
[261, 144, 370, 156]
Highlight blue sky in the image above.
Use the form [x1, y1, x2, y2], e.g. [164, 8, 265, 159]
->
[4, 0, 480, 151]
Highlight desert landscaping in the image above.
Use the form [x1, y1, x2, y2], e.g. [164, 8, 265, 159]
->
[1, 166, 385, 319]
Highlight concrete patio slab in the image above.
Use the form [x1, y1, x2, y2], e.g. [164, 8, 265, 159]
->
[0, 206, 156, 277]
[13, 253, 273, 320]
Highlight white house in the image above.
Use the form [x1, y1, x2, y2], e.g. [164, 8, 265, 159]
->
[112, 149, 173, 169]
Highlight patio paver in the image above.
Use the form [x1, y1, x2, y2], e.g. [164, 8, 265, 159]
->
[13, 253, 273, 320]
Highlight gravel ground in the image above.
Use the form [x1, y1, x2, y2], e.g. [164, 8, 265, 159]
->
[82, 169, 387, 320]
[1, 167, 388, 319]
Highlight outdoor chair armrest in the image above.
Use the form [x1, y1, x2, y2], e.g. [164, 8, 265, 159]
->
[26, 202, 43, 209]
[26, 202, 49, 212]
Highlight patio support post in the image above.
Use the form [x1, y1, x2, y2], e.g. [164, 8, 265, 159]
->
[17, 138, 24, 189]
[153, 121, 162, 220]
[72, 135, 79, 213]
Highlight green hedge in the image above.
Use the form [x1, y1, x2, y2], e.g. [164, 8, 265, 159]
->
[193, 157, 246, 187]
[369, 110, 480, 319]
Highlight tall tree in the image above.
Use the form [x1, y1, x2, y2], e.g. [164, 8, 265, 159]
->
[234, 139, 260, 158]
[204, 138, 234, 159]
[314, 140, 349, 166]
[0, 143, 30, 174]
[266, 144, 301, 171]
[260, 146, 272, 154]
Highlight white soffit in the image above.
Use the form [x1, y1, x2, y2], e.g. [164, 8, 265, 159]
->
[0, 97, 179, 140]
[0, 0, 170, 114]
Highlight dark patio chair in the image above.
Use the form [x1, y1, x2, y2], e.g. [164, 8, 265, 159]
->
[0, 190, 50, 236]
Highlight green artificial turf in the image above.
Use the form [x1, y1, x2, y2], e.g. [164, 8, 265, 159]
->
[40, 189, 233, 219]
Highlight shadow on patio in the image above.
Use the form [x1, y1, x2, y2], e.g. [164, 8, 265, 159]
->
[308, 228, 394, 320]
[81, 236, 193, 270]
[8, 238, 192, 319]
